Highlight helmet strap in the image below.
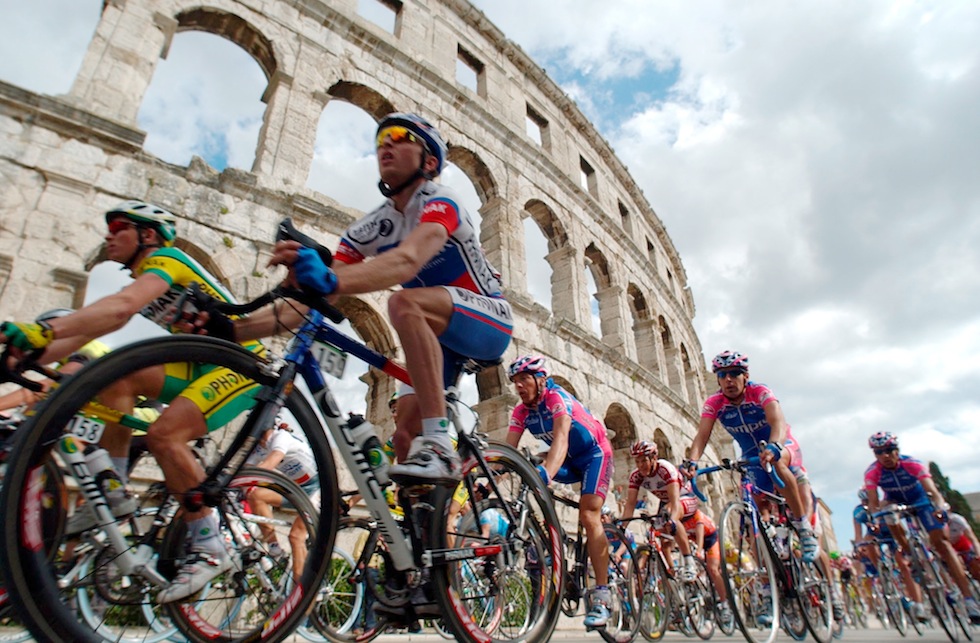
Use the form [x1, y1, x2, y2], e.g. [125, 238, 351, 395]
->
[120, 226, 161, 270]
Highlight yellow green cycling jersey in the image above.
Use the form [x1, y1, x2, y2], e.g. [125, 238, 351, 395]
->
[135, 247, 266, 431]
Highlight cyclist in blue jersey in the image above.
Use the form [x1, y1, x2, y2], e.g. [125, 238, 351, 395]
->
[686, 350, 820, 562]
[504, 354, 614, 629]
[864, 431, 980, 621]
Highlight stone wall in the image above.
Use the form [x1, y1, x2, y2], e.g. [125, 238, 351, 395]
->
[0, 0, 736, 505]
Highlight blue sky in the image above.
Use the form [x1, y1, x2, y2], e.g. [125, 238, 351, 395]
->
[3, 0, 980, 550]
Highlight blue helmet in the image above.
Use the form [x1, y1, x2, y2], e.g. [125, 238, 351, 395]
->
[377, 112, 447, 177]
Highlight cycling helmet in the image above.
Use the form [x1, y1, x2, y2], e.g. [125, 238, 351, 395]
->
[376, 112, 447, 177]
[868, 431, 898, 450]
[858, 488, 868, 503]
[508, 354, 548, 380]
[35, 308, 74, 323]
[630, 440, 657, 458]
[829, 551, 841, 560]
[711, 350, 749, 373]
[105, 200, 177, 247]
[601, 505, 614, 517]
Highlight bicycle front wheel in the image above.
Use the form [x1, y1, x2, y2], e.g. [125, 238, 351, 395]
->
[431, 441, 563, 643]
[0, 336, 338, 643]
[719, 501, 779, 643]
[634, 543, 670, 642]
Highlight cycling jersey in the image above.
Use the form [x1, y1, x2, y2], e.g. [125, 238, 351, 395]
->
[949, 513, 975, 554]
[628, 461, 698, 517]
[134, 246, 266, 431]
[479, 507, 510, 538]
[682, 509, 719, 558]
[508, 378, 612, 498]
[248, 429, 318, 488]
[863, 455, 930, 504]
[335, 181, 512, 370]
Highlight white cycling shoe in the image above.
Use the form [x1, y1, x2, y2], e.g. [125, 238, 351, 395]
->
[156, 550, 234, 603]
[388, 436, 461, 486]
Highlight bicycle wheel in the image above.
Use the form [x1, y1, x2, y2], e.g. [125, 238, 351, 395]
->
[878, 563, 909, 635]
[685, 556, 716, 640]
[719, 502, 778, 643]
[0, 336, 338, 643]
[781, 594, 808, 641]
[849, 586, 869, 628]
[431, 441, 563, 643]
[560, 537, 584, 617]
[600, 523, 641, 642]
[787, 545, 832, 643]
[634, 544, 670, 642]
[914, 544, 959, 642]
[308, 517, 389, 643]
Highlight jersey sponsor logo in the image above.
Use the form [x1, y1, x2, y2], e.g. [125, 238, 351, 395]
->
[347, 217, 386, 244]
[140, 287, 184, 327]
[379, 218, 394, 237]
[450, 287, 513, 320]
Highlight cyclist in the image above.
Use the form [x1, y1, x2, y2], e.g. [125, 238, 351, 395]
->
[864, 431, 980, 621]
[947, 512, 980, 583]
[246, 416, 319, 580]
[685, 350, 821, 562]
[621, 440, 699, 582]
[601, 505, 634, 564]
[0, 200, 266, 602]
[681, 502, 732, 623]
[255, 113, 512, 487]
[504, 353, 614, 628]
[853, 486, 927, 620]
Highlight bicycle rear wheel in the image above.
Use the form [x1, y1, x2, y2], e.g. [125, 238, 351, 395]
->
[634, 544, 670, 642]
[601, 523, 642, 642]
[0, 336, 338, 643]
[785, 539, 832, 643]
[431, 441, 563, 643]
[685, 556, 716, 640]
[719, 502, 779, 643]
[914, 544, 959, 642]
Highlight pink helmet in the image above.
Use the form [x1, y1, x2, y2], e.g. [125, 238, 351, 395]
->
[630, 440, 657, 458]
[508, 354, 548, 380]
[711, 350, 749, 373]
[868, 432, 898, 450]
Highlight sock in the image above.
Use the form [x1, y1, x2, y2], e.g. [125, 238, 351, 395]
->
[791, 519, 806, 533]
[188, 513, 225, 557]
[112, 457, 129, 485]
[422, 417, 450, 439]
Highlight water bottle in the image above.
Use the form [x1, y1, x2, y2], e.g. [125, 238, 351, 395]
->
[348, 414, 389, 486]
[84, 446, 126, 501]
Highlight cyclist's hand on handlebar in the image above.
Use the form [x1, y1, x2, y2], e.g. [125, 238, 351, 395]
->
[0, 321, 54, 353]
[680, 459, 697, 480]
[270, 242, 338, 296]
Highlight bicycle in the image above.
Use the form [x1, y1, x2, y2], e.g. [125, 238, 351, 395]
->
[0, 218, 563, 643]
[622, 513, 717, 641]
[553, 493, 641, 643]
[690, 453, 834, 643]
[873, 500, 972, 642]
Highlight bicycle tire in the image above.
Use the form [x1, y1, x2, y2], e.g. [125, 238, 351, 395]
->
[0, 336, 338, 643]
[914, 543, 958, 642]
[560, 536, 584, 617]
[634, 543, 670, 642]
[878, 560, 909, 636]
[781, 594, 808, 640]
[685, 556, 716, 640]
[719, 502, 779, 643]
[785, 538, 832, 643]
[430, 441, 563, 643]
[601, 522, 642, 642]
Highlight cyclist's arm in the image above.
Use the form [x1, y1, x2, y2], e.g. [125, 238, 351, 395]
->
[541, 414, 570, 481]
[256, 449, 286, 471]
[759, 400, 787, 465]
[232, 299, 309, 342]
[687, 415, 716, 463]
[621, 487, 639, 519]
[918, 477, 945, 513]
[0, 380, 50, 411]
[665, 481, 684, 522]
[853, 517, 865, 543]
[39, 273, 170, 363]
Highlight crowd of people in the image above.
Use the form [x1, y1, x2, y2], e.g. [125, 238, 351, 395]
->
[1, 110, 978, 637]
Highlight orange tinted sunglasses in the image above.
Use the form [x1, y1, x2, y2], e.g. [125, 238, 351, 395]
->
[107, 219, 138, 235]
[376, 125, 422, 148]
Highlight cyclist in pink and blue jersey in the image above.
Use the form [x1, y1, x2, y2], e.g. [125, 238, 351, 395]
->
[505, 354, 613, 629]
[686, 350, 820, 562]
[863, 431, 980, 621]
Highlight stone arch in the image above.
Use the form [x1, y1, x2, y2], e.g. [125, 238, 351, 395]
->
[550, 374, 577, 399]
[326, 81, 395, 121]
[332, 295, 397, 422]
[583, 242, 611, 289]
[659, 315, 681, 391]
[604, 403, 636, 451]
[446, 146, 497, 207]
[175, 8, 278, 80]
[653, 427, 674, 462]
[524, 199, 567, 250]
[680, 343, 699, 405]
[628, 282, 657, 370]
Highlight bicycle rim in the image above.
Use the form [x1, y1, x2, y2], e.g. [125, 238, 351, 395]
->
[634, 544, 669, 642]
[719, 502, 779, 643]
[919, 551, 959, 642]
[601, 523, 641, 642]
[431, 441, 563, 643]
[685, 557, 716, 640]
[0, 336, 337, 643]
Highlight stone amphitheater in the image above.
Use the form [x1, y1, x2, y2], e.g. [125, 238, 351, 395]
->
[0, 0, 749, 516]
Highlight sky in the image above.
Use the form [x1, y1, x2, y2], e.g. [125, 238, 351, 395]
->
[2, 0, 980, 548]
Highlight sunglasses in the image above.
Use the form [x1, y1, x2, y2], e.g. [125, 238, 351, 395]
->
[716, 369, 746, 380]
[376, 125, 423, 149]
[107, 219, 138, 235]
[873, 447, 898, 456]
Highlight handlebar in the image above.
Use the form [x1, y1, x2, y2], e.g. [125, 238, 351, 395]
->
[870, 498, 933, 520]
[688, 449, 785, 502]
[0, 347, 62, 391]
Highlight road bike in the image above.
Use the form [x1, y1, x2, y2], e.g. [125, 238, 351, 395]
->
[622, 513, 718, 641]
[554, 493, 641, 643]
[691, 454, 833, 643]
[0, 217, 562, 643]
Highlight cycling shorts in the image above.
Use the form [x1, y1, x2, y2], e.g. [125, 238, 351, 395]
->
[551, 443, 613, 500]
[703, 531, 720, 564]
[743, 439, 806, 495]
[439, 286, 513, 364]
[159, 341, 266, 432]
